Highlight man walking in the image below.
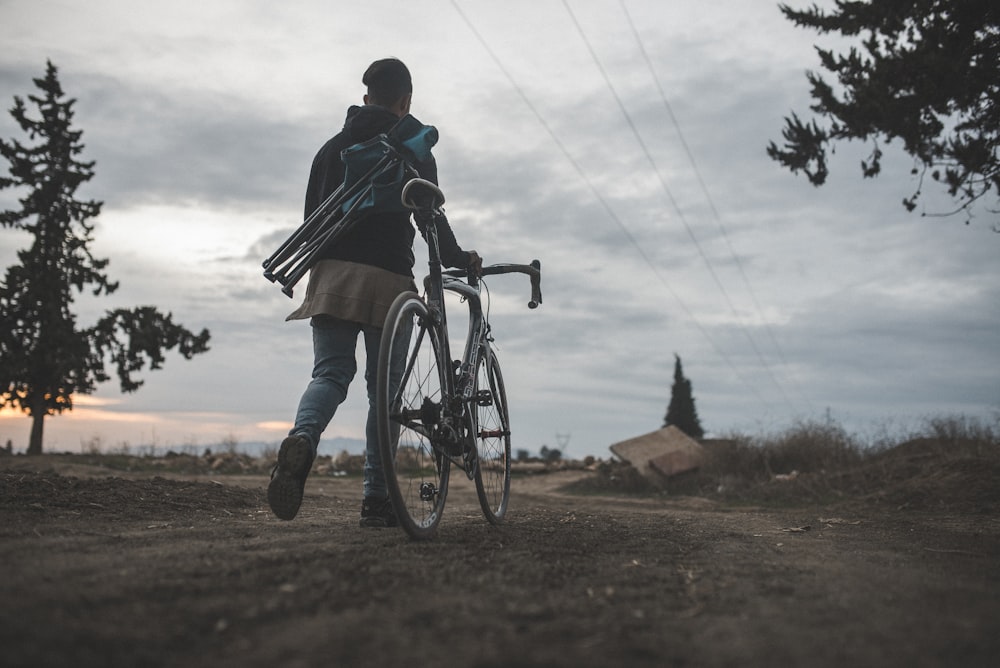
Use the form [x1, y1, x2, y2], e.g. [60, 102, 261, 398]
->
[267, 58, 481, 526]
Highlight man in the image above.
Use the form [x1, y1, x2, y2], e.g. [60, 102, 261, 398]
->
[268, 58, 481, 526]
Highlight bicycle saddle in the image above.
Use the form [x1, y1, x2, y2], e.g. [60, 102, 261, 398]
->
[401, 178, 446, 211]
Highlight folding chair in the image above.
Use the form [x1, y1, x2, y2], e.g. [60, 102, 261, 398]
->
[262, 114, 439, 297]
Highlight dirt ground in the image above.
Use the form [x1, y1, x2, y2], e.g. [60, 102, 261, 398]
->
[2, 454, 998, 668]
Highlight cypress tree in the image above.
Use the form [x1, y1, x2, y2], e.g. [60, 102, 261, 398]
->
[663, 354, 704, 439]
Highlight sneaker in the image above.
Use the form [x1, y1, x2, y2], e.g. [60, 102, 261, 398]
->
[267, 435, 314, 520]
[359, 496, 398, 528]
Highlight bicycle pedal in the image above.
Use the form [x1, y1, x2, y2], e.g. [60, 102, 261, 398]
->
[419, 481, 438, 502]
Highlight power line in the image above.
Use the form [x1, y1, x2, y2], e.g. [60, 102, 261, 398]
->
[618, 0, 814, 413]
[449, 0, 773, 411]
[561, 0, 797, 413]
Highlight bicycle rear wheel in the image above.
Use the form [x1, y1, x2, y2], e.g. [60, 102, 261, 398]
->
[473, 347, 511, 524]
[377, 292, 450, 540]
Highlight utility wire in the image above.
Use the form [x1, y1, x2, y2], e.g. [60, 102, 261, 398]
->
[561, 0, 797, 412]
[618, 0, 814, 413]
[449, 0, 772, 410]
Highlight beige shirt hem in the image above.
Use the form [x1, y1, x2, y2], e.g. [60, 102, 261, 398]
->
[285, 259, 417, 328]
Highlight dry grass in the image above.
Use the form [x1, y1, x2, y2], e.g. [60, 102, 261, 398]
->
[567, 415, 1000, 511]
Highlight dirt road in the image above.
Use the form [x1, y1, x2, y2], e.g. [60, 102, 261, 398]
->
[2, 458, 998, 667]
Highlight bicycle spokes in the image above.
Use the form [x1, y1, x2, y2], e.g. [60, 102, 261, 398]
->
[377, 294, 451, 540]
[473, 351, 511, 525]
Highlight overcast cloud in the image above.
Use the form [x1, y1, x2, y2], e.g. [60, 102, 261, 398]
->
[1, 0, 997, 457]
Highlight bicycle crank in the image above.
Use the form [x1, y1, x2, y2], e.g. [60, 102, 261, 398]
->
[463, 442, 479, 481]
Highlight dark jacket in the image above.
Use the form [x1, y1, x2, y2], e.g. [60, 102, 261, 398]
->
[305, 105, 471, 277]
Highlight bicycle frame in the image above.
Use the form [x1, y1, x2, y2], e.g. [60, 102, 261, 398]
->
[413, 221, 476, 468]
[402, 179, 540, 470]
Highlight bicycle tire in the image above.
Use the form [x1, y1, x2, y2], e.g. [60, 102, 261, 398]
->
[473, 346, 511, 524]
[376, 292, 451, 539]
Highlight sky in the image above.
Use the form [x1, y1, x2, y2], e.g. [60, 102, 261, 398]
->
[1, 0, 997, 458]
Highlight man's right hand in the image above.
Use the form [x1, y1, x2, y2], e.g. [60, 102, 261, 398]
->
[466, 251, 483, 278]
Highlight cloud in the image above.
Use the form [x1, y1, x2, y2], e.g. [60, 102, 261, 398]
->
[2, 1, 997, 457]
[65, 73, 314, 212]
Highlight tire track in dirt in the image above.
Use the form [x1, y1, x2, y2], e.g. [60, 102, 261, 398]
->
[1, 465, 999, 667]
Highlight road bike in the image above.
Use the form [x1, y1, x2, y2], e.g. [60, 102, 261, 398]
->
[376, 178, 542, 540]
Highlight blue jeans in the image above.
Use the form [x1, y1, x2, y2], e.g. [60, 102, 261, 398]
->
[290, 315, 401, 499]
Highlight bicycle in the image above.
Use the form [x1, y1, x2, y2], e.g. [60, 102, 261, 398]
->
[376, 178, 542, 540]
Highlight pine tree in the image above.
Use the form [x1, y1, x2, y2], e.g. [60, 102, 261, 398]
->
[663, 354, 704, 439]
[0, 61, 211, 454]
[767, 0, 999, 222]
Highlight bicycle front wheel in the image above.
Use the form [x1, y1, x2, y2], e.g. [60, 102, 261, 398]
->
[473, 346, 511, 524]
[377, 292, 450, 540]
